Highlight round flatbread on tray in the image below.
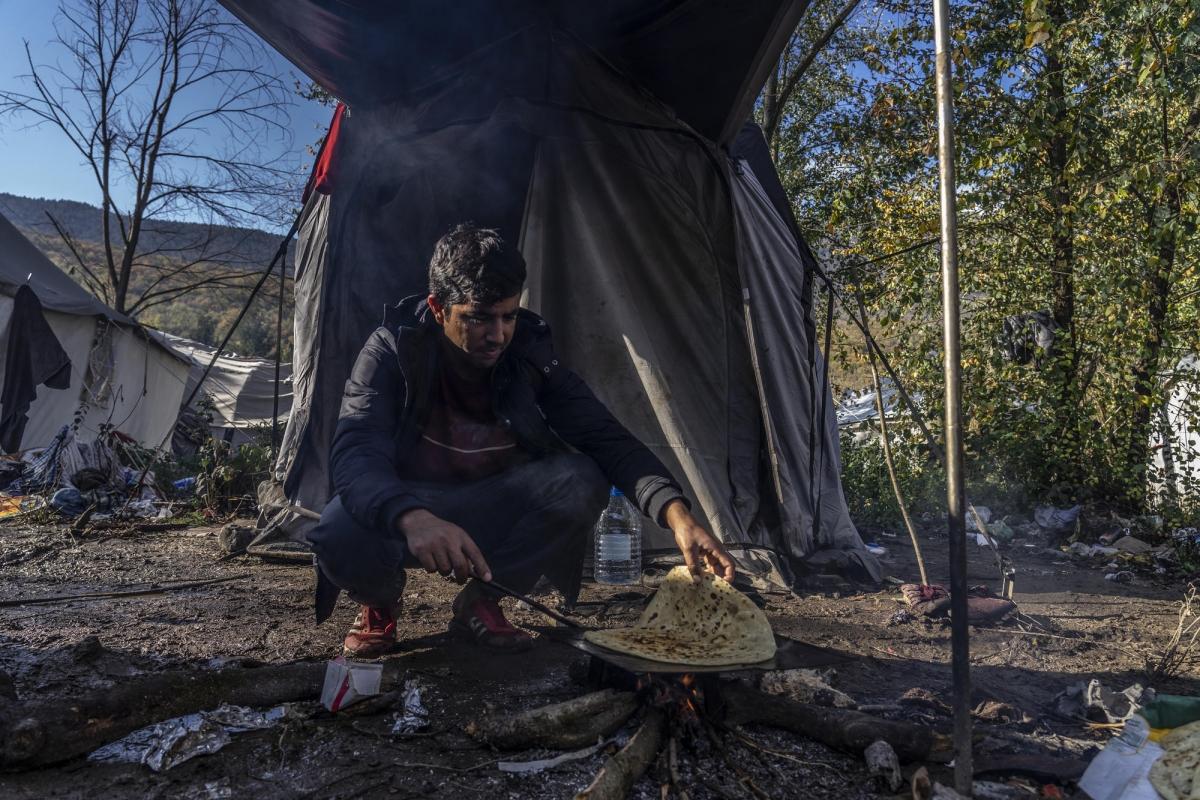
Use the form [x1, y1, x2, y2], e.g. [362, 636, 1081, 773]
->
[583, 566, 776, 666]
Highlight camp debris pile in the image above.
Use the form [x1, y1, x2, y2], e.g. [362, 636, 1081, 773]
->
[0, 424, 170, 523]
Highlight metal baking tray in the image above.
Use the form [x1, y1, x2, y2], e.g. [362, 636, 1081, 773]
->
[534, 625, 855, 674]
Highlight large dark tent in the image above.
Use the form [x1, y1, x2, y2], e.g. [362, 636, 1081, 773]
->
[221, 0, 880, 588]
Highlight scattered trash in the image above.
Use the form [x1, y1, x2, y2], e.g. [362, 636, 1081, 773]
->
[1054, 679, 1154, 724]
[1140, 693, 1200, 729]
[887, 608, 915, 627]
[901, 583, 951, 617]
[1114, 536, 1152, 554]
[1105, 571, 1135, 583]
[970, 532, 997, 547]
[173, 476, 197, 494]
[864, 739, 902, 791]
[1077, 715, 1161, 800]
[321, 657, 383, 712]
[88, 704, 289, 772]
[972, 781, 1029, 799]
[1035, 505, 1082, 533]
[966, 506, 993, 532]
[498, 738, 614, 774]
[1067, 542, 1118, 559]
[390, 680, 430, 734]
[865, 541, 887, 556]
[988, 520, 1016, 542]
[759, 668, 855, 709]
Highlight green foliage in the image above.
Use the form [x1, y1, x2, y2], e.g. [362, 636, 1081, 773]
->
[193, 438, 272, 515]
[766, 0, 1200, 517]
[839, 428, 945, 529]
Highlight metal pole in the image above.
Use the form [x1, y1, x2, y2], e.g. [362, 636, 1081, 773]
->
[271, 246, 286, 460]
[932, 0, 972, 793]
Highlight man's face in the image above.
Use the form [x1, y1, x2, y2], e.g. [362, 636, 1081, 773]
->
[429, 294, 520, 371]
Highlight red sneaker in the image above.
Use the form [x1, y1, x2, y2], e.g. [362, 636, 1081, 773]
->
[450, 592, 534, 652]
[343, 606, 397, 657]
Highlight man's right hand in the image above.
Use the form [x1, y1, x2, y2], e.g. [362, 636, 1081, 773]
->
[396, 509, 492, 584]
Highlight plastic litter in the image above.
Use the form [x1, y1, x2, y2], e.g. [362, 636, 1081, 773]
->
[1067, 542, 1118, 558]
[1055, 680, 1154, 724]
[1077, 715, 1161, 800]
[1105, 571, 1135, 583]
[1114, 536, 1152, 554]
[966, 506, 992, 532]
[865, 541, 887, 556]
[88, 704, 289, 772]
[321, 657, 382, 711]
[1035, 504, 1082, 533]
[390, 680, 429, 734]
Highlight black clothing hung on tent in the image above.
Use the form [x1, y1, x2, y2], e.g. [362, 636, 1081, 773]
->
[0, 286, 71, 453]
[222, 1, 881, 588]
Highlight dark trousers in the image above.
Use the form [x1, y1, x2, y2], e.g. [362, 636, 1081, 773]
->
[309, 454, 609, 619]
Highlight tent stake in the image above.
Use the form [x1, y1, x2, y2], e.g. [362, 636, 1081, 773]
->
[855, 291, 929, 587]
[932, 0, 972, 791]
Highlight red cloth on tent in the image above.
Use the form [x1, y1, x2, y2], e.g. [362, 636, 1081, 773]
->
[303, 103, 346, 202]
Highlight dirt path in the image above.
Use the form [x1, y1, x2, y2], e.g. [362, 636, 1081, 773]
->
[0, 519, 1195, 798]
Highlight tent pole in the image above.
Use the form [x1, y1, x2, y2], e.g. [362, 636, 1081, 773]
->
[932, 0, 972, 792]
[271, 246, 286, 460]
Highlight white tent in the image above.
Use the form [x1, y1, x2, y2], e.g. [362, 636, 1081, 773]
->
[148, 329, 292, 443]
[0, 213, 190, 451]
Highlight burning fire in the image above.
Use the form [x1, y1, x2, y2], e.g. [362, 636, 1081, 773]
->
[638, 673, 705, 723]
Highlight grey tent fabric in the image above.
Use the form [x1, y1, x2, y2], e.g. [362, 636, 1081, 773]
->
[729, 154, 879, 581]
[0, 214, 130, 321]
[149, 330, 293, 435]
[253, 25, 878, 588]
[220, 0, 806, 145]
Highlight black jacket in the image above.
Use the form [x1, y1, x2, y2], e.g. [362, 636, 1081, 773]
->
[330, 296, 687, 534]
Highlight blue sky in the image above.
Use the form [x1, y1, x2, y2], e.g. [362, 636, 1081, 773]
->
[0, 0, 330, 229]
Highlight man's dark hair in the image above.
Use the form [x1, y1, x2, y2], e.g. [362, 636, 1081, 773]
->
[428, 224, 526, 306]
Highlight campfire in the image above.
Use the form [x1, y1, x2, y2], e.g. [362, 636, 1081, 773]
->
[468, 654, 950, 800]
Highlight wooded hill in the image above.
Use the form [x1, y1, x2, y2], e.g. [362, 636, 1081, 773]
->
[0, 193, 293, 359]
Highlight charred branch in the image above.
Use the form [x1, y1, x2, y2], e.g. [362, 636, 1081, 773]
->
[721, 681, 950, 763]
[574, 709, 666, 800]
[470, 688, 639, 751]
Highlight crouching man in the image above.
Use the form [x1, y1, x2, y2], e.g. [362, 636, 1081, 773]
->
[309, 224, 735, 657]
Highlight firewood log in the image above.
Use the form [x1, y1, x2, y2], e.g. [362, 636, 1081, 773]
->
[0, 661, 333, 769]
[722, 682, 951, 763]
[574, 709, 666, 800]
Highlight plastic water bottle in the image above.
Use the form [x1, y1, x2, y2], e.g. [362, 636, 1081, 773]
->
[594, 487, 642, 585]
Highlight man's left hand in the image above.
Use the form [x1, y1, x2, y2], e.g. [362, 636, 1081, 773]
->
[663, 499, 736, 581]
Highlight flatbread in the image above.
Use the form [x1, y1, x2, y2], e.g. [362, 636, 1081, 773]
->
[1150, 720, 1200, 800]
[583, 567, 775, 666]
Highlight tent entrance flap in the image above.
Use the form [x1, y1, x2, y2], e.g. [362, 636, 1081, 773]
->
[259, 26, 878, 588]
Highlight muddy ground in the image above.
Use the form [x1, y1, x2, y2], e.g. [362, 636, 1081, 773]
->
[0, 518, 1197, 799]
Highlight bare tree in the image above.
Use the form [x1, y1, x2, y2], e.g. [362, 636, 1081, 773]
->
[0, 0, 294, 316]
